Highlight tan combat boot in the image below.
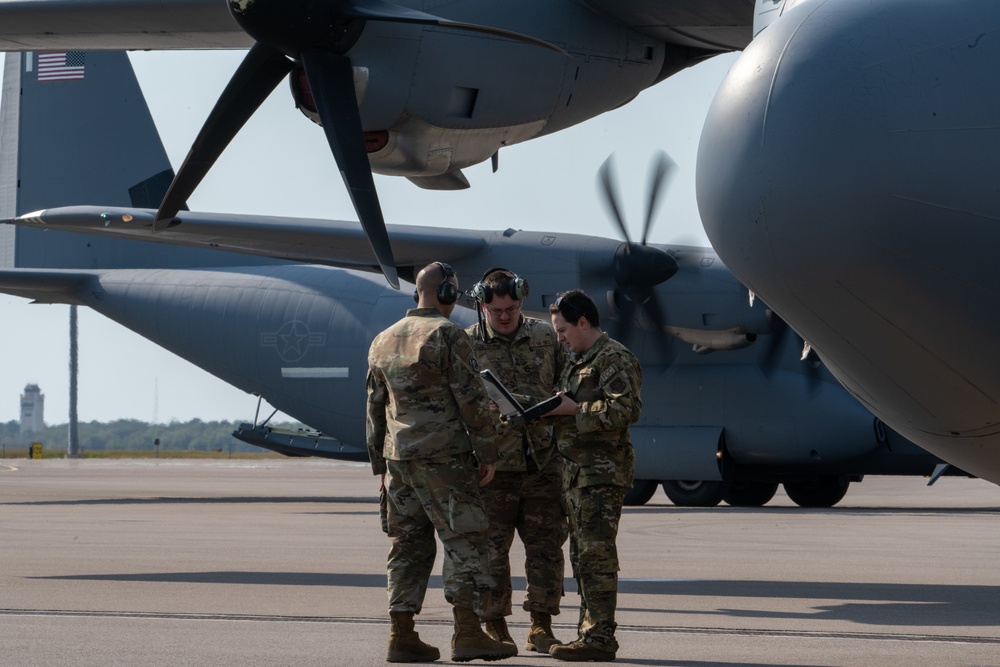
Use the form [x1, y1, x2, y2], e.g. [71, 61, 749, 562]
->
[450, 606, 517, 662]
[550, 639, 616, 662]
[483, 617, 518, 654]
[524, 611, 563, 653]
[387, 611, 441, 663]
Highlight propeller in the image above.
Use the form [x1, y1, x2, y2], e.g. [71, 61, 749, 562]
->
[153, 0, 567, 289]
[597, 152, 680, 346]
[758, 309, 824, 391]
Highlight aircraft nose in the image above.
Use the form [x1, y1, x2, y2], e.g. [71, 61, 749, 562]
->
[696, 0, 1000, 316]
[695, 0, 855, 308]
[694, 0, 1000, 465]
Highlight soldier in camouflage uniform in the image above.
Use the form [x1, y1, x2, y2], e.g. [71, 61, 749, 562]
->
[366, 262, 516, 663]
[465, 268, 569, 654]
[545, 289, 642, 662]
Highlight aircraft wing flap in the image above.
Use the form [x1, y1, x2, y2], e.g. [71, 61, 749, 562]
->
[0, 269, 96, 305]
[8, 206, 488, 271]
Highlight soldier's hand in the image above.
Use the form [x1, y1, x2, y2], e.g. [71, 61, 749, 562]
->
[546, 391, 578, 416]
[478, 462, 496, 487]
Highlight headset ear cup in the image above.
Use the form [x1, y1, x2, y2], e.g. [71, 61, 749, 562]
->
[438, 281, 458, 305]
[512, 277, 529, 300]
[472, 282, 493, 304]
[434, 261, 458, 305]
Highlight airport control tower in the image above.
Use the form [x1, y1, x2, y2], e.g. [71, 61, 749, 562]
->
[19, 384, 44, 434]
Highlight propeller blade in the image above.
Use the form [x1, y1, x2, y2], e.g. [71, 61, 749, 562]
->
[614, 289, 638, 347]
[301, 49, 399, 289]
[598, 155, 632, 244]
[642, 289, 674, 363]
[758, 310, 788, 376]
[340, 0, 568, 56]
[641, 151, 676, 245]
[154, 43, 292, 231]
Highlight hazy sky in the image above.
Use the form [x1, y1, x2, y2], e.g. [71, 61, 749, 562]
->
[0, 48, 738, 426]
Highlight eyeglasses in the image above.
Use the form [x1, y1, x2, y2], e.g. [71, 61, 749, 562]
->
[485, 303, 522, 317]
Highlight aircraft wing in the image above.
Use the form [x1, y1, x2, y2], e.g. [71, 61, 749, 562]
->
[0, 268, 95, 304]
[7, 206, 488, 272]
[0, 0, 752, 52]
[0, 0, 247, 50]
[581, 0, 755, 51]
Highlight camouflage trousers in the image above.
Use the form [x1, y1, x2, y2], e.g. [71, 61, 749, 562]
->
[478, 455, 568, 619]
[382, 452, 496, 615]
[565, 481, 626, 652]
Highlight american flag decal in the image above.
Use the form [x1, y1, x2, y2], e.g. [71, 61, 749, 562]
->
[37, 52, 86, 82]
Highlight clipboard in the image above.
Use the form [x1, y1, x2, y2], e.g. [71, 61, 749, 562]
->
[480, 369, 561, 424]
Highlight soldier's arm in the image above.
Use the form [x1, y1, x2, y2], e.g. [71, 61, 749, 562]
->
[447, 328, 499, 465]
[575, 353, 642, 434]
[551, 334, 568, 394]
[365, 366, 389, 476]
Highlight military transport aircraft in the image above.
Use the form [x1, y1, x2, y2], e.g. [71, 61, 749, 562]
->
[697, 0, 1000, 487]
[0, 50, 963, 509]
[0, 0, 757, 288]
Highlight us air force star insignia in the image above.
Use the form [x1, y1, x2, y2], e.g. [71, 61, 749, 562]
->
[260, 321, 327, 363]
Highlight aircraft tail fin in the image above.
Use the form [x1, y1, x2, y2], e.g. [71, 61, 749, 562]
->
[0, 51, 185, 268]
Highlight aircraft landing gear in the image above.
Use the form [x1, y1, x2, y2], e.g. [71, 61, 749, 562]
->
[623, 479, 658, 506]
[723, 481, 779, 507]
[662, 480, 729, 507]
[783, 476, 850, 507]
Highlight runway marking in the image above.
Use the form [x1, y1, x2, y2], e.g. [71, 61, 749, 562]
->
[0, 465, 17, 472]
[2, 609, 998, 646]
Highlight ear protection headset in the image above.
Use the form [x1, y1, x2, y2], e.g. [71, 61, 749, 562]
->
[411, 262, 461, 305]
[435, 262, 460, 305]
[470, 267, 529, 304]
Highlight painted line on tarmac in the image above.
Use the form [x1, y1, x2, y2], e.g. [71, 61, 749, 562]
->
[3, 609, 998, 646]
[618, 624, 1000, 646]
[0, 465, 17, 472]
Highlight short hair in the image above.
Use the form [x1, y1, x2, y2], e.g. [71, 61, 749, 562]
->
[549, 289, 600, 328]
[483, 269, 516, 295]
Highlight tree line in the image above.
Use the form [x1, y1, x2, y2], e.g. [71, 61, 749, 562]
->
[0, 418, 305, 455]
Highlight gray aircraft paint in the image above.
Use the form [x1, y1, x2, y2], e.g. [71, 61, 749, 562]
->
[0, 41, 965, 505]
[697, 0, 1000, 486]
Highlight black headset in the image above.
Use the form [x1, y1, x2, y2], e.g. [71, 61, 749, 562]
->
[435, 262, 460, 305]
[470, 267, 529, 304]
[411, 262, 460, 305]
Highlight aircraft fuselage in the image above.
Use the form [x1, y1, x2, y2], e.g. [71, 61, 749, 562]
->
[697, 0, 1000, 484]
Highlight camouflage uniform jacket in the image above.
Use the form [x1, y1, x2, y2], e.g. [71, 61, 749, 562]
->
[466, 316, 566, 471]
[554, 332, 642, 488]
[366, 308, 498, 475]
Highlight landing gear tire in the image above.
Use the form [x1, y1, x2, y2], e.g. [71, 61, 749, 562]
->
[783, 476, 850, 508]
[662, 480, 728, 507]
[623, 479, 658, 506]
[723, 481, 779, 507]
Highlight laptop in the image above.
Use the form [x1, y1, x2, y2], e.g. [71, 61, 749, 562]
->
[479, 369, 562, 424]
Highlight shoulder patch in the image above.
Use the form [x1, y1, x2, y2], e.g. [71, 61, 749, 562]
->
[609, 377, 627, 394]
[599, 364, 620, 386]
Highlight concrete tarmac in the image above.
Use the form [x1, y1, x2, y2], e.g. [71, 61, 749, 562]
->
[1, 459, 999, 667]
